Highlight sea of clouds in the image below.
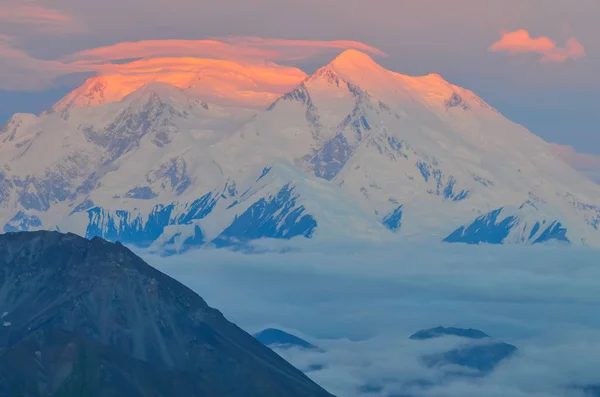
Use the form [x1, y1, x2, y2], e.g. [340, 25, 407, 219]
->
[140, 241, 600, 397]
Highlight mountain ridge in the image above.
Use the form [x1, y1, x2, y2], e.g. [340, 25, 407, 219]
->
[0, 230, 333, 396]
[1, 50, 600, 252]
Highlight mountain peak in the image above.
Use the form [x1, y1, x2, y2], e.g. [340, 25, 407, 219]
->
[307, 49, 388, 91]
[51, 75, 113, 112]
[122, 81, 188, 104]
[324, 49, 386, 78]
[330, 49, 380, 69]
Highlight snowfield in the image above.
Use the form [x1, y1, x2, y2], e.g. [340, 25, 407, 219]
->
[2, 49, 600, 252]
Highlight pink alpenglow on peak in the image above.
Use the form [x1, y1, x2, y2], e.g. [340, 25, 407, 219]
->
[321, 49, 387, 82]
[51, 57, 308, 111]
[329, 49, 384, 68]
[50, 48, 499, 120]
[307, 49, 495, 116]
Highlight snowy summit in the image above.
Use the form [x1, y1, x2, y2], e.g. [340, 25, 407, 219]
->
[1, 50, 600, 253]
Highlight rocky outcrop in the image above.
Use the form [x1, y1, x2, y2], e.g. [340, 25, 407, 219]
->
[0, 231, 333, 397]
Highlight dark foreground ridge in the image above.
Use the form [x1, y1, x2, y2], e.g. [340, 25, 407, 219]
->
[0, 231, 333, 397]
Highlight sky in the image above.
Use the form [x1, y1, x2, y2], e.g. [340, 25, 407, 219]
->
[2, 3, 598, 393]
[144, 241, 600, 397]
[0, 0, 599, 168]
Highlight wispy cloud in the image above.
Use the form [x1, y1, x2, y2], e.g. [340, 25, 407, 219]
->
[61, 40, 280, 64]
[0, 0, 84, 35]
[63, 38, 386, 64]
[0, 35, 71, 91]
[215, 37, 387, 60]
[52, 56, 308, 110]
[489, 29, 585, 63]
[549, 143, 600, 183]
[0, 37, 384, 91]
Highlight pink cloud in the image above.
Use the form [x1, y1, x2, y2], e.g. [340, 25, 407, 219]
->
[0, 37, 386, 91]
[216, 37, 387, 60]
[0, 36, 384, 92]
[489, 29, 585, 63]
[0, 1, 84, 35]
[52, 57, 308, 110]
[550, 143, 600, 169]
[549, 143, 600, 182]
[62, 40, 279, 64]
[63, 38, 386, 65]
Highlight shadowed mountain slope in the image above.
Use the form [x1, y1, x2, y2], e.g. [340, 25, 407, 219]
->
[0, 231, 333, 397]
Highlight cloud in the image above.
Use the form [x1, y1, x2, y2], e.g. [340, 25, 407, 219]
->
[0, 0, 84, 35]
[549, 143, 600, 183]
[0, 35, 73, 91]
[61, 40, 280, 64]
[141, 242, 600, 397]
[87, 56, 307, 82]
[489, 30, 586, 63]
[275, 334, 600, 397]
[62, 38, 386, 64]
[215, 37, 387, 61]
[0, 37, 384, 91]
[0, 0, 598, 154]
[52, 56, 308, 110]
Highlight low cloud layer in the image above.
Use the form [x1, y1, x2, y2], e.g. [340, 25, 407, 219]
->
[489, 29, 586, 63]
[143, 242, 600, 397]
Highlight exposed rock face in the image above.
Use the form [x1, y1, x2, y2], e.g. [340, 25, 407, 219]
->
[0, 231, 333, 397]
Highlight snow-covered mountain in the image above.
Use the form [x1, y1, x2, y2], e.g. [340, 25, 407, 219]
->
[2, 49, 600, 252]
[50, 57, 307, 112]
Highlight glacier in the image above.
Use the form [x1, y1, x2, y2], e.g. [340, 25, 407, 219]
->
[1, 49, 600, 252]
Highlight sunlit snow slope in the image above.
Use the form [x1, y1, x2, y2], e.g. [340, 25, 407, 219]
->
[2, 50, 600, 252]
